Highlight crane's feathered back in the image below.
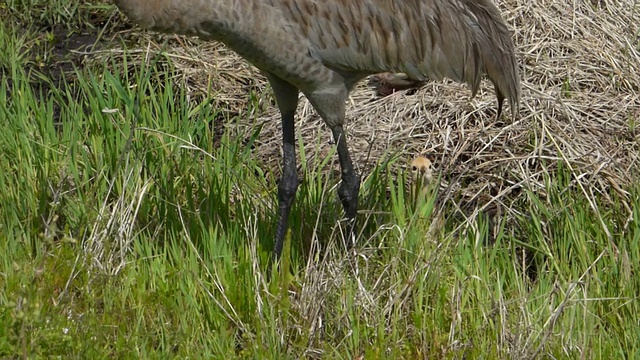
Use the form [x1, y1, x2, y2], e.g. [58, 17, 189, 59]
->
[278, 0, 520, 117]
[115, 0, 520, 117]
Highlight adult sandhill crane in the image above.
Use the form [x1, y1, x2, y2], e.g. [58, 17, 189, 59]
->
[114, 0, 521, 259]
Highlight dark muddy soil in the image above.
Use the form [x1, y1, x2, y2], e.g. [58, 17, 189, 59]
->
[2, 8, 131, 122]
[49, 25, 102, 75]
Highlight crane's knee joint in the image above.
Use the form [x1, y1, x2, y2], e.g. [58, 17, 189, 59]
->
[278, 174, 299, 205]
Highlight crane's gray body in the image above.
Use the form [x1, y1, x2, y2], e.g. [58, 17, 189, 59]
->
[115, 0, 521, 258]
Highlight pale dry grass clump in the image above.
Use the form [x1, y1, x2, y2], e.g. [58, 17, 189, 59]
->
[106, 0, 639, 228]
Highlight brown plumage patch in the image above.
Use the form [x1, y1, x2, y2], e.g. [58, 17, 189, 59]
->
[368, 72, 426, 96]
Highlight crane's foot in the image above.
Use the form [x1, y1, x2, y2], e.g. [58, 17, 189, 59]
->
[339, 172, 360, 250]
[368, 72, 426, 97]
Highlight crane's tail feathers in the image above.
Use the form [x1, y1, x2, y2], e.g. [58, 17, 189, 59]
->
[495, 84, 505, 120]
[467, 0, 521, 120]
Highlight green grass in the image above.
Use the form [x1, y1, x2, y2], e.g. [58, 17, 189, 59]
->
[1, 2, 639, 359]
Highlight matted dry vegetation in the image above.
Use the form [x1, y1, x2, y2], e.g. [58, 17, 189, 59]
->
[103, 0, 639, 226]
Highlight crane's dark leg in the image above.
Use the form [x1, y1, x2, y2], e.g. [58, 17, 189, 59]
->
[305, 79, 362, 250]
[331, 125, 360, 248]
[267, 75, 300, 260]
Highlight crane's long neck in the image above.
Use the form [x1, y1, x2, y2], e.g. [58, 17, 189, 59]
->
[114, 0, 325, 92]
[114, 0, 251, 40]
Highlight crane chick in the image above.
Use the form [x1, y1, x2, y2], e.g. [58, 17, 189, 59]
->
[410, 155, 434, 205]
[113, 0, 521, 259]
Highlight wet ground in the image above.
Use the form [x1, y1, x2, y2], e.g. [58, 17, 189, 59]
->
[1, 6, 131, 122]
